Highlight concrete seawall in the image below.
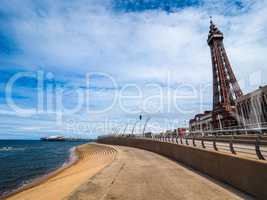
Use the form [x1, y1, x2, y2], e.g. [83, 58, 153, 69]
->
[98, 137, 267, 199]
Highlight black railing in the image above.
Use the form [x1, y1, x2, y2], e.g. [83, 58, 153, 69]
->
[189, 122, 267, 135]
[104, 134, 267, 160]
[151, 134, 267, 160]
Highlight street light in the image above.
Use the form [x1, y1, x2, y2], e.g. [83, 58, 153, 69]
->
[142, 117, 151, 137]
[131, 115, 143, 136]
[131, 120, 139, 135]
[122, 124, 128, 136]
[139, 115, 142, 135]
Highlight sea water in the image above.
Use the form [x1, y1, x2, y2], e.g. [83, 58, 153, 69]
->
[0, 140, 88, 197]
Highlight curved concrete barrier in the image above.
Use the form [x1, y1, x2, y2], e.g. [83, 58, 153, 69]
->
[98, 137, 267, 199]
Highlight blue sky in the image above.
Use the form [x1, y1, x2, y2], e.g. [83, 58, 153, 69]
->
[0, 0, 267, 139]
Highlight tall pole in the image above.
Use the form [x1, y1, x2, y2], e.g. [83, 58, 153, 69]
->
[122, 124, 128, 135]
[131, 120, 139, 135]
[115, 127, 120, 135]
[142, 117, 151, 136]
[139, 115, 142, 136]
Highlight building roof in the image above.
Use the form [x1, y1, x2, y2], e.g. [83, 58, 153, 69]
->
[236, 85, 267, 102]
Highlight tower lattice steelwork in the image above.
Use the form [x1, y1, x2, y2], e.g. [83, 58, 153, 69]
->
[207, 20, 243, 128]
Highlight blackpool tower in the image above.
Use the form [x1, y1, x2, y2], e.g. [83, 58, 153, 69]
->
[207, 20, 243, 128]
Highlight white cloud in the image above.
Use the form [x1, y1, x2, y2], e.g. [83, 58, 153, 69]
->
[1, 0, 267, 137]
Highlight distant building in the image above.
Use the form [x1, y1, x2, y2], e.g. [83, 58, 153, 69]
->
[189, 111, 212, 133]
[144, 132, 152, 138]
[177, 128, 188, 137]
[165, 129, 175, 136]
[161, 128, 189, 137]
[236, 85, 267, 127]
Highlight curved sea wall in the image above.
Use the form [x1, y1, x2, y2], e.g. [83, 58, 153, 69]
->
[97, 137, 267, 199]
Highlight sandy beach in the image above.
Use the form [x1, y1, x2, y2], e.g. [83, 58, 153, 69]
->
[4, 143, 252, 200]
[5, 143, 117, 200]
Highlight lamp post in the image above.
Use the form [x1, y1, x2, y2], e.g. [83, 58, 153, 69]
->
[142, 117, 151, 137]
[122, 124, 128, 136]
[139, 115, 142, 136]
[131, 119, 139, 135]
[115, 127, 120, 135]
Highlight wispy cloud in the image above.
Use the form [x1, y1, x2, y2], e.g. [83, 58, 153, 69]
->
[0, 0, 267, 138]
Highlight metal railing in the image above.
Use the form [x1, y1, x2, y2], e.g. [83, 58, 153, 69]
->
[104, 134, 267, 161]
[190, 122, 267, 135]
[151, 134, 267, 160]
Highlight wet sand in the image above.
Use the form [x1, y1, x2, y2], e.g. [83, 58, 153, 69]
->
[6, 143, 117, 200]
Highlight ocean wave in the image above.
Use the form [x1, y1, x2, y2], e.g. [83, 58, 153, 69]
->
[0, 147, 26, 152]
[0, 147, 77, 198]
[62, 147, 78, 167]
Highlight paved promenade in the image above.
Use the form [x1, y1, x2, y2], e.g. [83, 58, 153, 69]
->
[68, 145, 253, 200]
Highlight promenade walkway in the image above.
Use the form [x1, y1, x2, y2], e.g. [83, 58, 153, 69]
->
[68, 145, 253, 200]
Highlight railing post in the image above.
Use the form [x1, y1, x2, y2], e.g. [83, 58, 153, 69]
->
[213, 137, 218, 151]
[229, 136, 236, 154]
[192, 137, 196, 147]
[176, 136, 179, 144]
[185, 138, 189, 145]
[201, 139, 205, 149]
[255, 135, 265, 160]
